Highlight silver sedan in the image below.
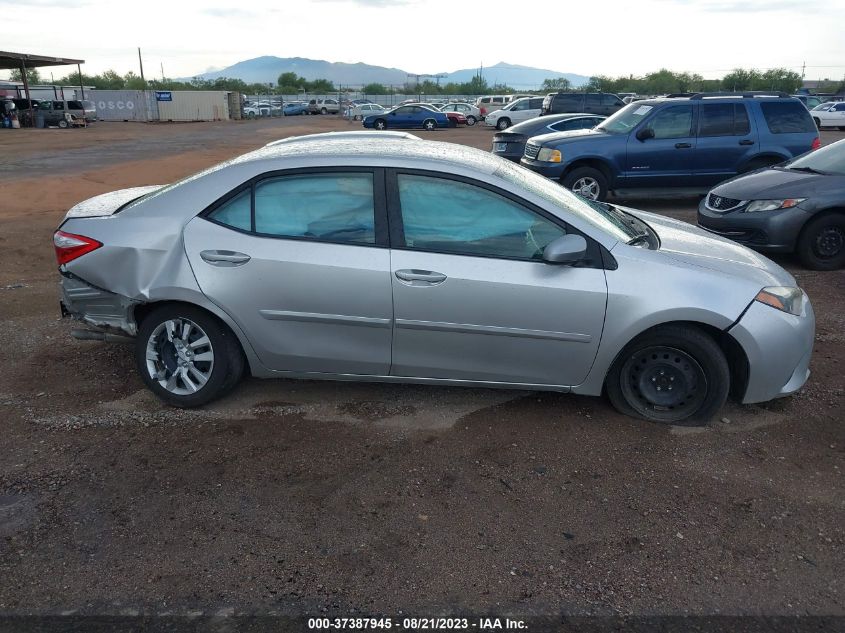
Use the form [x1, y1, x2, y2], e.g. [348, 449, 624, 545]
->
[54, 134, 815, 424]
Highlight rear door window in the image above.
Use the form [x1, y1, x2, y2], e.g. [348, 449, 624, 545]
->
[554, 94, 581, 111]
[760, 102, 816, 133]
[698, 103, 750, 136]
[585, 94, 601, 109]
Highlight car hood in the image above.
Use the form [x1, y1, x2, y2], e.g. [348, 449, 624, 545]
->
[623, 206, 796, 287]
[64, 185, 164, 219]
[710, 166, 842, 199]
[530, 128, 608, 146]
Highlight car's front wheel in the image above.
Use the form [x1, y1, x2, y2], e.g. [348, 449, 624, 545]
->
[374, 118, 387, 130]
[796, 213, 845, 270]
[423, 119, 437, 131]
[562, 167, 608, 201]
[496, 118, 511, 130]
[606, 325, 730, 425]
[136, 305, 245, 408]
[466, 115, 477, 126]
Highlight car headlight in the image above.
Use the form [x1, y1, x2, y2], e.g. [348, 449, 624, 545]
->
[537, 148, 562, 163]
[755, 286, 804, 316]
[743, 198, 806, 213]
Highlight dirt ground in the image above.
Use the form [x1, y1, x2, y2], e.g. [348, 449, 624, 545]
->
[0, 117, 843, 622]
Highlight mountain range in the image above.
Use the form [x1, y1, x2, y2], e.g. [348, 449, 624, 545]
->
[189, 57, 589, 89]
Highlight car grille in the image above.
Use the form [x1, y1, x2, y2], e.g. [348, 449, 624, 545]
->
[524, 142, 541, 160]
[706, 193, 744, 213]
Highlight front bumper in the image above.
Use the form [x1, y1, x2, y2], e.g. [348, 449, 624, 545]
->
[697, 199, 812, 253]
[59, 272, 138, 336]
[728, 293, 815, 404]
[520, 156, 566, 179]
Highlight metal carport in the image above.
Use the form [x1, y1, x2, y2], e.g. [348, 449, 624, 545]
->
[0, 51, 85, 127]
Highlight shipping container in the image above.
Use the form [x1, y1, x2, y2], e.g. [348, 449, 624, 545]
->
[156, 91, 230, 122]
[88, 90, 159, 122]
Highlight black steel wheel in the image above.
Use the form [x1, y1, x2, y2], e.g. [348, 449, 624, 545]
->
[797, 213, 845, 270]
[606, 325, 729, 425]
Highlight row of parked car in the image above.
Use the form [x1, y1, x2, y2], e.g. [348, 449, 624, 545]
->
[1, 97, 96, 127]
[484, 91, 841, 270]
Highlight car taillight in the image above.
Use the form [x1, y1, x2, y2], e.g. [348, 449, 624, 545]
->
[812, 137, 821, 150]
[53, 230, 102, 265]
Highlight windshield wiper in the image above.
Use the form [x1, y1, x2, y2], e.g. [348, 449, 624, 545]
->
[787, 166, 827, 174]
[626, 232, 651, 246]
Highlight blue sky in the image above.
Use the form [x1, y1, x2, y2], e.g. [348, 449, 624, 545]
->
[1, 0, 843, 81]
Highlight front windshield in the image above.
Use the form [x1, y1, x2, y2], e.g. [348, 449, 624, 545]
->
[494, 160, 644, 242]
[785, 138, 845, 175]
[596, 102, 656, 134]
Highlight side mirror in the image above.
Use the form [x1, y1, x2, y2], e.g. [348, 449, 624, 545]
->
[542, 234, 588, 265]
[636, 127, 654, 142]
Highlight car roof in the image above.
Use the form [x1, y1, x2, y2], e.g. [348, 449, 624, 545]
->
[264, 131, 421, 147]
[247, 137, 499, 175]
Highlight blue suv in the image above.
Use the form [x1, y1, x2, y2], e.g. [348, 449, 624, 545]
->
[521, 92, 821, 201]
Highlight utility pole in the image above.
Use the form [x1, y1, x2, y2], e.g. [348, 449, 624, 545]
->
[138, 47, 146, 87]
[161, 62, 165, 82]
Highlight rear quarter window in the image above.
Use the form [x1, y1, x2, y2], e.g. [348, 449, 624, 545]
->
[760, 102, 816, 134]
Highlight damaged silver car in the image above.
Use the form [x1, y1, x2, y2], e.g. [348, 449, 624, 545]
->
[55, 134, 815, 424]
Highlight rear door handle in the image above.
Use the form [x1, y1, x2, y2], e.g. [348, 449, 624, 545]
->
[200, 250, 251, 266]
[395, 269, 447, 284]
[675, 142, 692, 149]
[739, 139, 755, 146]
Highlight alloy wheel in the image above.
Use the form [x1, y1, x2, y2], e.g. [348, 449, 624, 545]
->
[145, 318, 215, 395]
[571, 176, 601, 200]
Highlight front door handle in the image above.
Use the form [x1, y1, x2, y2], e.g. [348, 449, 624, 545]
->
[200, 250, 251, 266]
[739, 139, 755, 146]
[675, 142, 692, 149]
[395, 269, 447, 284]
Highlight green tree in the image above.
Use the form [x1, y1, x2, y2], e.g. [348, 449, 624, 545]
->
[307, 78, 335, 93]
[541, 77, 571, 92]
[362, 82, 388, 95]
[721, 68, 760, 92]
[755, 68, 802, 93]
[9, 67, 43, 84]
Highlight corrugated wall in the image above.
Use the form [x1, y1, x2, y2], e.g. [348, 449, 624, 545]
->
[156, 91, 230, 121]
[88, 90, 159, 121]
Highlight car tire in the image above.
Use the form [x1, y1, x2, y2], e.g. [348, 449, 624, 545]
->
[496, 117, 511, 130]
[58, 119, 68, 129]
[247, 111, 256, 119]
[606, 325, 730, 425]
[796, 213, 845, 270]
[561, 167, 608, 202]
[813, 117, 821, 128]
[321, 107, 328, 115]
[374, 118, 387, 130]
[423, 119, 437, 131]
[466, 115, 477, 126]
[354, 114, 362, 121]
[135, 304, 245, 408]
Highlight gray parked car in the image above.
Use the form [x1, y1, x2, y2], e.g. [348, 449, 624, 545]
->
[55, 134, 814, 424]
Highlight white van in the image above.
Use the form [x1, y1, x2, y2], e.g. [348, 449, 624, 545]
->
[483, 96, 545, 130]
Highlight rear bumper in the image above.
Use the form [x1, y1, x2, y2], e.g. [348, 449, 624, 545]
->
[728, 294, 815, 404]
[59, 272, 137, 336]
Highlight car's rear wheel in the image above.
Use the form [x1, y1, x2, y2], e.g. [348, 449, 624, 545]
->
[606, 325, 730, 425]
[136, 305, 244, 408]
[466, 115, 477, 126]
[374, 118, 387, 130]
[423, 119, 437, 131]
[247, 111, 256, 119]
[496, 118, 511, 130]
[562, 167, 608, 201]
[58, 119, 68, 129]
[321, 107, 328, 115]
[796, 213, 845, 270]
